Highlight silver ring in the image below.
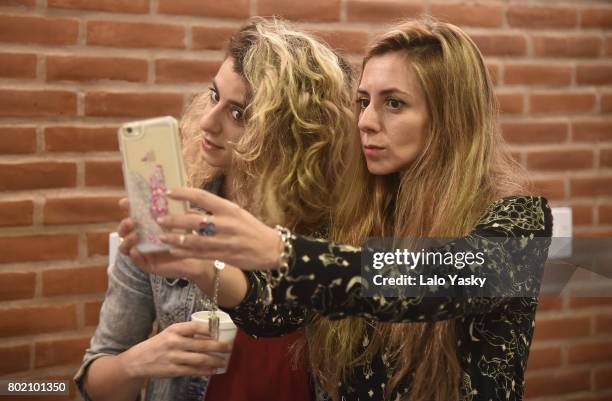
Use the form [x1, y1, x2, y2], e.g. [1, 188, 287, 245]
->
[179, 234, 186, 245]
[213, 260, 225, 270]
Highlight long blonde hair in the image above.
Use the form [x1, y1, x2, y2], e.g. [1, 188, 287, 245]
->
[180, 17, 356, 232]
[307, 18, 528, 401]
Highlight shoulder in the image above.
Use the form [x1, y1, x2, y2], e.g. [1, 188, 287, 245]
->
[474, 196, 552, 237]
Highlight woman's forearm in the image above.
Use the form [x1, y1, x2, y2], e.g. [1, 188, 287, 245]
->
[82, 354, 144, 401]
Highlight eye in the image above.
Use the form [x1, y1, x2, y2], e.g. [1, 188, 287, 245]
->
[357, 98, 369, 109]
[209, 87, 219, 103]
[386, 98, 404, 110]
[230, 108, 243, 122]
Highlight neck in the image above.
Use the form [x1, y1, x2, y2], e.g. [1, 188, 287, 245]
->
[222, 169, 235, 201]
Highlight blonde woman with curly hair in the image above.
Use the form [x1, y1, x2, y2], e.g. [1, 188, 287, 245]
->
[155, 18, 553, 401]
[75, 17, 355, 401]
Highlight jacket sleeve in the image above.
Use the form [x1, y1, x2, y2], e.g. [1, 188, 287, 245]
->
[74, 253, 156, 401]
[260, 196, 553, 323]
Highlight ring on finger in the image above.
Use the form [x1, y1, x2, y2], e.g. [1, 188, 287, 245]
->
[197, 213, 215, 236]
[179, 234, 186, 245]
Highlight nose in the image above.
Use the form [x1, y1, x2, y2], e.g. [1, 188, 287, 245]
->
[199, 102, 222, 136]
[358, 103, 381, 134]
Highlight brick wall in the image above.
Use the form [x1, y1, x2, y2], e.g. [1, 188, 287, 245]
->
[0, 1, 610, 400]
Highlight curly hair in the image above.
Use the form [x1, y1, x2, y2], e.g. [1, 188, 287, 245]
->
[180, 17, 356, 233]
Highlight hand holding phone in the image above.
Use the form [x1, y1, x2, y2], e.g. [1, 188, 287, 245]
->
[118, 116, 188, 253]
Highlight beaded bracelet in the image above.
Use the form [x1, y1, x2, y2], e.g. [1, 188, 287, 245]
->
[263, 225, 293, 305]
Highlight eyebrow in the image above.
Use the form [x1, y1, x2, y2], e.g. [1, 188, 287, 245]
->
[357, 87, 412, 98]
[212, 80, 246, 109]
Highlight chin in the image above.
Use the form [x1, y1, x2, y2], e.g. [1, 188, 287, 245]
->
[200, 152, 229, 169]
[366, 161, 394, 176]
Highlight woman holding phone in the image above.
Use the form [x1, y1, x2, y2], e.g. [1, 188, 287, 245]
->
[152, 19, 552, 401]
[75, 17, 355, 401]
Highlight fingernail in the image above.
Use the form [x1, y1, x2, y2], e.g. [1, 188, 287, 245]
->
[165, 189, 173, 196]
[159, 234, 168, 241]
[156, 217, 165, 224]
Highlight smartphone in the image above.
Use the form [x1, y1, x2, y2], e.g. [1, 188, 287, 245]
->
[118, 116, 188, 253]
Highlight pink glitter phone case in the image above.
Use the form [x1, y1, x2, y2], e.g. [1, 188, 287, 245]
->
[118, 117, 188, 253]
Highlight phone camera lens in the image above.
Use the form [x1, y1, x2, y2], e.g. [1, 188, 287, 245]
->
[127, 127, 133, 133]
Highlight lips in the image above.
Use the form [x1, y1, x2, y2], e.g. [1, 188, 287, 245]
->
[202, 137, 224, 150]
[364, 144, 384, 150]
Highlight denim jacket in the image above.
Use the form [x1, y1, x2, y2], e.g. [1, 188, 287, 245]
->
[74, 252, 211, 401]
[74, 177, 224, 401]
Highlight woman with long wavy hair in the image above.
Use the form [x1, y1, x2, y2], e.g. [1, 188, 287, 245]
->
[75, 17, 355, 401]
[153, 18, 552, 401]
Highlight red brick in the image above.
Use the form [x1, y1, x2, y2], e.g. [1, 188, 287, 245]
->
[155, 59, 221, 84]
[347, 0, 423, 23]
[85, 92, 183, 118]
[497, 93, 523, 114]
[505, 64, 571, 86]
[604, 93, 612, 113]
[85, 160, 123, 187]
[573, 120, 612, 141]
[526, 149, 593, 171]
[45, 126, 119, 152]
[1, 0, 35, 5]
[311, 29, 369, 54]
[577, 64, 612, 86]
[530, 93, 596, 114]
[0, 162, 76, 191]
[87, 231, 111, 257]
[0, 127, 36, 154]
[524, 370, 590, 398]
[486, 62, 499, 85]
[582, 7, 612, 29]
[42, 266, 108, 296]
[0, 199, 33, 227]
[0, 305, 77, 337]
[192, 25, 237, 51]
[574, 228, 612, 237]
[595, 313, 612, 335]
[572, 204, 593, 225]
[569, 297, 612, 308]
[0, 52, 36, 79]
[48, 0, 148, 13]
[600, 204, 612, 224]
[507, 5, 577, 29]
[526, 346, 562, 370]
[87, 21, 184, 49]
[258, 0, 340, 22]
[568, 340, 612, 363]
[430, 2, 503, 28]
[602, 148, 612, 168]
[35, 336, 91, 369]
[470, 34, 527, 57]
[0, 14, 78, 45]
[0, 272, 35, 301]
[530, 178, 566, 200]
[158, 0, 249, 19]
[538, 296, 563, 311]
[594, 366, 612, 391]
[43, 196, 123, 225]
[501, 121, 568, 144]
[571, 176, 612, 197]
[533, 35, 603, 58]
[0, 89, 77, 117]
[47, 55, 148, 83]
[0, 344, 30, 374]
[85, 300, 103, 326]
[0, 234, 78, 263]
[533, 316, 590, 341]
